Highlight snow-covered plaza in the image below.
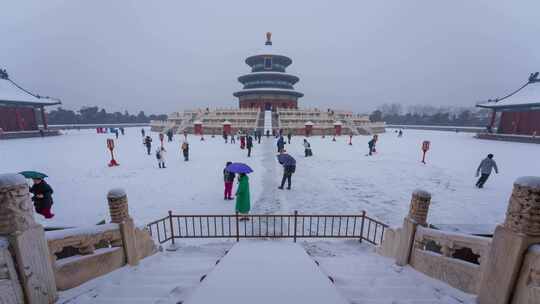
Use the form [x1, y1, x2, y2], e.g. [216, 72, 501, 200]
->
[2, 127, 538, 229]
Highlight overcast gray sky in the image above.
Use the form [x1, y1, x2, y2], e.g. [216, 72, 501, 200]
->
[1, 0, 539, 114]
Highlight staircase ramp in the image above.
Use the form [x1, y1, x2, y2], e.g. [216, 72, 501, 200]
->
[185, 241, 348, 304]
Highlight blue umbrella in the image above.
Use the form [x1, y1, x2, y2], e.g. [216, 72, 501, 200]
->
[226, 163, 253, 174]
[277, 154, 296, 166]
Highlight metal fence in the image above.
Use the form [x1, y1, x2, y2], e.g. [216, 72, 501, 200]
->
[147, 211, 388, 246]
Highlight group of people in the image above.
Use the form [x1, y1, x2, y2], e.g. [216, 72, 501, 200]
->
[222, 162, 250, 220]
[141, 128, 190, 168]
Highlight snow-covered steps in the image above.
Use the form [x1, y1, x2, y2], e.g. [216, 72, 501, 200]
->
[263, 110, 272, 134]
[303, 241, 476, 304]
[56, 242, 233, 304]
[185, 240, 348, 304]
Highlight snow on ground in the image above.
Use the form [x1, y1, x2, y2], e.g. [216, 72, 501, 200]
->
[2, 128, 539, 228]
[0, 128, 265, 227]
[303, 240, 476, 304]
[279, 129, 540, 227]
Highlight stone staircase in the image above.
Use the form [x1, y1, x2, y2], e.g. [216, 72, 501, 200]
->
[57, 243, 232, 304]
[55, 240, 475, 304]
[305, 242, 475, 304]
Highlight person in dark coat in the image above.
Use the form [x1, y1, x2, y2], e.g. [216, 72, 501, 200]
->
[303, 139, 312, 157]
[476, 154, 499, 188]
[181, 140, 189, 161]
[257, 130, 262, 144]
[120, 127, 125, 135]
[223, 162, 235, 200]
[144, 136, 152, 155]
[30, 178, 54, 219]
[114, 129, 119, 139]
[287, 132, 292, 144]
[277, 136, 286, 153]
[246, 135, 253, 157]
[278, 150, 296, 190]
[167, 130, 174, 142]
[141, 128, 145, 137]
[367, 135, 378, 156]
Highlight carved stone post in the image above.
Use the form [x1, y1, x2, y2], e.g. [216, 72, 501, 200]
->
[107, 188, 139, 266]
[396, 189, 431, 266]
[107, 188, 130, 224]
[478, 177, 540, 304]
[0, 173, 57, 303]
[407, 190, 431, 226]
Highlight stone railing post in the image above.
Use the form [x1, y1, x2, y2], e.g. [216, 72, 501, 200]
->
[107, 188, 139, 266]
[395, 189, 431, 266]
[477, 176, 540, 304]
[0, 173, 57, 303]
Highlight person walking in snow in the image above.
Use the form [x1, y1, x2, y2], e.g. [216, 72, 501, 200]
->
[223, 131, 228, 143]
[144, 135, 153, 155]
[246, 135, 253, 157]
[114, 129, 119, 139]
[278, 150, 296, 190]
[367, 135, 377, 156]
[398, 129, 403, 137]
[141, 128, 145, 138]
[181, 140, 189, 161]
[475, 153, 499, 188]
[223, 162, 235, 200]
[240, 133, 246, 150]
[120, 127, 125, 135]
[303, 139, 312, 157]
[167, 130, 174, 142]
[287, 131, 292, 144]
[235, 173, 251, 220]
[30, 178, 54, 219]
[277, 136, 286, 153]
[156, 146, 167, 168]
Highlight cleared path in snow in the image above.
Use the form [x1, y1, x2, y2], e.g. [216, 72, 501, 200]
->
[185, 241, 349, 304]
[263, 110, 272, 135]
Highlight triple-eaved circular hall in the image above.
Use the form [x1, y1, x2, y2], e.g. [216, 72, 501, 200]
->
[151, 33, 386, 136]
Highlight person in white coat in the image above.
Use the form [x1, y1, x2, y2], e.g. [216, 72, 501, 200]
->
[156, 146, 167, 168]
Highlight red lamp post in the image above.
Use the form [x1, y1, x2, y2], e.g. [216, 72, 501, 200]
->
[107, 139, 119, 167]
[421, 140, 431, 164]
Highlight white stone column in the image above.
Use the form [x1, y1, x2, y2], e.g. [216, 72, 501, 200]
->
[478, 176, 540, 304]
[0, 173, 57, 303]
[395, 189, 431, 266]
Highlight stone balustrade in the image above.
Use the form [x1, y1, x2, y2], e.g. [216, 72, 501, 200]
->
[0, 173, 158, 300]
[410, 226, 491, 293]
[378, 176, 540, 303]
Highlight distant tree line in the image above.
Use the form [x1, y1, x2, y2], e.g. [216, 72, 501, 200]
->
[46, 106, 167, 125]
[369, 103, 492, 127]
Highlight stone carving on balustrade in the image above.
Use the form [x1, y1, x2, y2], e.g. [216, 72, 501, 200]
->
[47, 227, 122, 262]
[0, 174, 37, 235]
[407, 189, 431, 226]
[503, 177, 540, 236]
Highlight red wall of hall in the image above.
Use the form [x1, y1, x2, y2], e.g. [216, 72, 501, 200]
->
[239, 99, 297, 109]
[499, 110, 540, 135]
[0, 106, 38, 131]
